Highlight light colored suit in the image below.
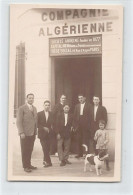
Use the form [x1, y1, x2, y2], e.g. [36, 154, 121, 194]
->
[16, 104, 37, 136]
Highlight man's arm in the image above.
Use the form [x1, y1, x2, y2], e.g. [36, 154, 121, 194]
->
[37, 112, 45, 129]
[55, 113, 61, 134]
[49, 112, 54, 129]
[55, 113, 62, 139]
[52, 104, 58, 116]
[34, 107, 38, 135]
[72, 105, 78, 130]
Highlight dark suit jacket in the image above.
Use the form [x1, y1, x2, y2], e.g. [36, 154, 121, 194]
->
[16, 104, 37, 136]
[56, 112, 73, 139]
[38, 111, 53, 140]
[91, 105, 107, 124]
[90, 105, 108, 136]
[72, 102, 91, 131]
[52, 103, 64, 116]
[52, 102, 64, 130]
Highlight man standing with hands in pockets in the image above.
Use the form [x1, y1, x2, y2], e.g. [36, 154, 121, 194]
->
[38, 100, 53, 168]
[16, 93, 37, 173]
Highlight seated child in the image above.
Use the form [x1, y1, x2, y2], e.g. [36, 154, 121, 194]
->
[94, 120, 110, 171]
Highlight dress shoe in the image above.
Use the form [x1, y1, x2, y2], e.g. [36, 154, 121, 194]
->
[75, 155, 83, 158]
[65, 160, 72, 164]
[43, 162, 52, 168]
[30, 165, 37, 170]
[60, 161, 66, 166]
[24, 168, 32, 173]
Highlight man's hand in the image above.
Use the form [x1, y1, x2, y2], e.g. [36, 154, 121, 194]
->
[20, 133, 25, 139]
[57, 134, 61, 140]
[43, 127, 49, 133]
[71, 127, 76, 132]
[71, 127, 74, 131]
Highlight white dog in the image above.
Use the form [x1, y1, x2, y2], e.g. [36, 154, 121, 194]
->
[82, 144, 109, 176]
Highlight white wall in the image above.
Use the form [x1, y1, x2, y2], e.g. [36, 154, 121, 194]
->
[102, 34, 121, 158]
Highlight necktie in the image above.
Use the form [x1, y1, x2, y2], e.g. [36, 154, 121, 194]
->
[30, 105, 33, 111]
[30, 105, 34, 116]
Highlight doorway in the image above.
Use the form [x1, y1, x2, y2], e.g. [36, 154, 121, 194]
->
[53, 56, 102, 111]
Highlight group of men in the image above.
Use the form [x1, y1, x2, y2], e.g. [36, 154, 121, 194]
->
[16, 93, 107, 173]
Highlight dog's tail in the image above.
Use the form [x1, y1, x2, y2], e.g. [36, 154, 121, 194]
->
[82, 144, 88, 153]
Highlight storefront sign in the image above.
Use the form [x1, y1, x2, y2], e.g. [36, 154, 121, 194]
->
[41, 9, 118, 22]
[42, 9, 109, 22]
[39, 22, 112, 36]
[49, 35, 102, 56]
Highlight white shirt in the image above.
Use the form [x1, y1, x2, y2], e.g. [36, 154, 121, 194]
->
[94, 105, 98, 121]
[80, 103, 85, 115]
[27, 103, 33, 111]
[44, 111, 49, 122]
[64, 113, 68, 126]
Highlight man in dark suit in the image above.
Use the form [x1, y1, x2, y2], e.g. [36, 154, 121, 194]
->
[16, 93, 37, 173]
[50, 94, 67, 155]
[90, 95, 108, 153]
[56, 104, 73, 166]
[38, 100, 53, 167]
[72, 94, 91, 158]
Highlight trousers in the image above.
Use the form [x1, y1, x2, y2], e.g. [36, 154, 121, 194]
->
[20, 135, 35, 168]
[40, 138, 51, 164]
[57, 137, 71, 161]
[76, 116, 90, 156]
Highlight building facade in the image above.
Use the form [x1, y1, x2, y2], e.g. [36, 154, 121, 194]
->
[11, 6, 123, 160]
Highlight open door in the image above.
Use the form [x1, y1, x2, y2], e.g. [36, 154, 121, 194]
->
[54, 56, 102, 112]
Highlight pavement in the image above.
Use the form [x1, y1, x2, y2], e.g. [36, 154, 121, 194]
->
[13, 154, 114, 178]
[11, 123, 114, 181]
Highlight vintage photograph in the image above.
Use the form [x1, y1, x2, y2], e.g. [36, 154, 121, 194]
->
[8, 4, 123, 182]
